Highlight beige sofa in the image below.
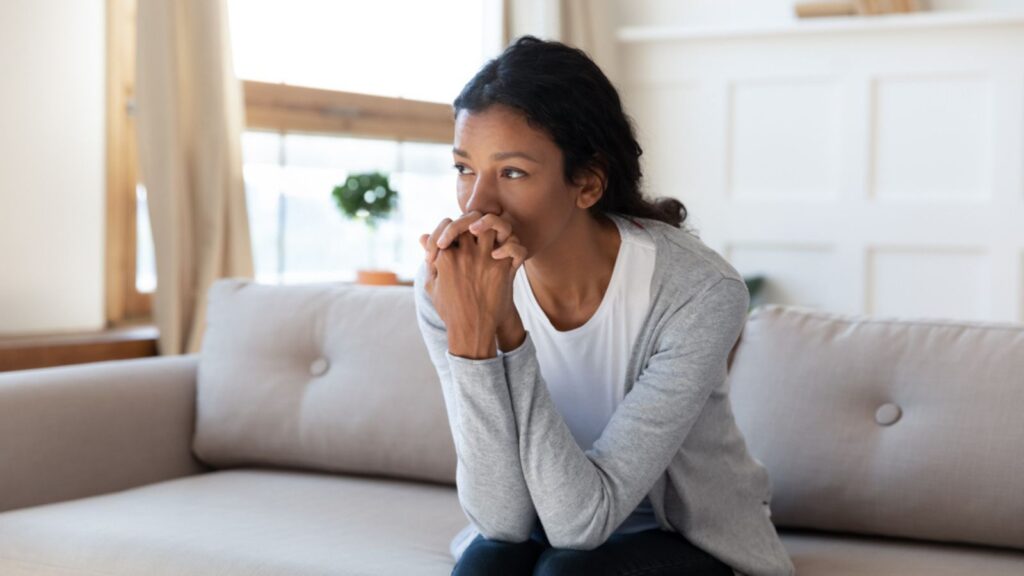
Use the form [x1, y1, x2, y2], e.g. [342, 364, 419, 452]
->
[1, 278, 1022, 575]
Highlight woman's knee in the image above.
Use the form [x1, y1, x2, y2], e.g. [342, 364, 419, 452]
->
[451, 535, 545, 576]
[531, 547, 600, 576]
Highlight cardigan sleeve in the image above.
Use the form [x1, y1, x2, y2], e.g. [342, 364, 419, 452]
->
[496, 275, 750, 549]
[411, 260, 538, 542]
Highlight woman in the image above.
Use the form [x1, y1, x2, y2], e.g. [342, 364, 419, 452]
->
[412, 35, 795, 576]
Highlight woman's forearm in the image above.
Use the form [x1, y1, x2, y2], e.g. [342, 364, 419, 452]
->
[413, 261, 538, 542]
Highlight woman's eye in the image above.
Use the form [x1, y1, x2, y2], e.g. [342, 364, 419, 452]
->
[451, 163, 524, 179]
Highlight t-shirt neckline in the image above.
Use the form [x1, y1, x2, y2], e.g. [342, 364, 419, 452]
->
[519, 213, 630, 338]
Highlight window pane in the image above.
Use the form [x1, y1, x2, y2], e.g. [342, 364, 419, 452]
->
[138, 133, 461, 289]
[228, 0, 491, 103]
[241, 130, 459, 284]
[242, 131, 285, 281]
[135, 184, 156, 292]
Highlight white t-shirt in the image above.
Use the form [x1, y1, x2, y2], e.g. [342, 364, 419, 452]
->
[511, 212, 659, 535]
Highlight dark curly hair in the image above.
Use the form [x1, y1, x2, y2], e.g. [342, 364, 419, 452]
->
[452, 35, 687, 229]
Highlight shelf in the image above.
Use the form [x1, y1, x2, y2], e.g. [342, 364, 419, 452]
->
[617, 10, 1024, 43]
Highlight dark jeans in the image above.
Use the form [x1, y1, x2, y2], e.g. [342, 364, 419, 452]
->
[451, 522, 734, 576]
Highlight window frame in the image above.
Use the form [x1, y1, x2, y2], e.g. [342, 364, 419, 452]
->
[105, 0, 149, 326]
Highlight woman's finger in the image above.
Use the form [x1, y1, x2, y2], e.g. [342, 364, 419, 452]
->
[491, 237, 528, 272]
[506, 243, 528, 273]
[425, 217, 453, 264]
[420, 234, 438, 277]
[436, 210, 483, 251]
[468, 213, 514, 244]
[489, 234, 522, 258]
[476, 227, 497, 255]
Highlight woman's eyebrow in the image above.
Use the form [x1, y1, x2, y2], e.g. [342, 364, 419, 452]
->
[452, 147, 540, 163]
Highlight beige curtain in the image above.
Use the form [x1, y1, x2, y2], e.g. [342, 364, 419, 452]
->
[503, 0, 618, 84]
[135, 0, 253, 356]
[559, 0, 597, 54]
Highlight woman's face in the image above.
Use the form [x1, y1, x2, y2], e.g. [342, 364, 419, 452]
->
[452, 104, 584, 260]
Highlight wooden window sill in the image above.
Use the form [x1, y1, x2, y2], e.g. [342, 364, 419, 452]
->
[0, 324, 159, 373]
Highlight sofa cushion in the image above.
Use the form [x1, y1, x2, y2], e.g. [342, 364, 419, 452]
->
[780, 529, 1024, 575]
[0, 469, 468, 576]
[193, 278, 456, 485]
[729, 304, 1024, 551]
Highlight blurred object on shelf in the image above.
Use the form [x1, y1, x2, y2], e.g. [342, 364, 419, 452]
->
[856, 0, 923, 14]
[795, 1, 857, 17]
[795, 0, 922, 18]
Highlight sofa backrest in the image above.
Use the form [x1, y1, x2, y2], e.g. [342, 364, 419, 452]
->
[729, 304, 1024, 551]
[192, 278, 457, 486]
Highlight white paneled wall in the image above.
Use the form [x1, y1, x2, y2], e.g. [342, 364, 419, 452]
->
[0, 0, 106, 335]
[619, 12, 1024, 323]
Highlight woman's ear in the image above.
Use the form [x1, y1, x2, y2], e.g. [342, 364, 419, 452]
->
[574, 156, 608, 210]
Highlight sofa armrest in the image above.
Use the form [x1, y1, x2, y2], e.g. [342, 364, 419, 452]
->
[0, 354, 211, 513]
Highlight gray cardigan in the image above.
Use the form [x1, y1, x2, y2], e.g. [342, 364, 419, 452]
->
[413, 213, 795, 576]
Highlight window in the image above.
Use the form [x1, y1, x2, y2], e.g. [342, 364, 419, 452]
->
[114, 0, 506, 323]
[227, 0, 505, 284]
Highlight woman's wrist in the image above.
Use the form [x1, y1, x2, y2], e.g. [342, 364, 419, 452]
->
[448, 326, 499, 360]
[496, 311, 526, 352]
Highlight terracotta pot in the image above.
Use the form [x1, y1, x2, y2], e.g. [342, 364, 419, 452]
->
[356, 269, 399, 286]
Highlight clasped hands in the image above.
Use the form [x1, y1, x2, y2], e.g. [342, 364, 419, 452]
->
[419, 211, 528, 359]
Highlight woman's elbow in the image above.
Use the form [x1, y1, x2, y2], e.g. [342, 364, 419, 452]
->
[544, 528, 605, 551]
[477, 525, 534, 544]
[461, 502, 536, 543]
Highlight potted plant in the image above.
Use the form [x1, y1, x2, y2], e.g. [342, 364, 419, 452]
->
[331, 171, 400, 285]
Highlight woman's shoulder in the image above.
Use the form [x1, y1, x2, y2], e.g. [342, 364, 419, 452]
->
[613, 212, 745, 293]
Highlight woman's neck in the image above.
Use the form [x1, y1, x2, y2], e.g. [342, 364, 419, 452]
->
[524, 211, 621, 317]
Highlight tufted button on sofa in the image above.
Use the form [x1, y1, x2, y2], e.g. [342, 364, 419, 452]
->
[874, 402, 902, 426]
[309, 357, 330, 377]
[0, 280, 1022, 575]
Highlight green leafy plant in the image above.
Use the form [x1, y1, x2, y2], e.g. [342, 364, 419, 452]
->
[331, 171, 399, 230]
[743, 274, 766, 313]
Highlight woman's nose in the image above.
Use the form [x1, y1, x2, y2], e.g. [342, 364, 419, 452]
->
[464, 178, 501, 216]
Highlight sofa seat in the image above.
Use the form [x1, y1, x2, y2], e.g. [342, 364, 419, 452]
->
[0, 468, 468, 576]
[779, 529, 1024, 575]
[4, 468, 1023, 576]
